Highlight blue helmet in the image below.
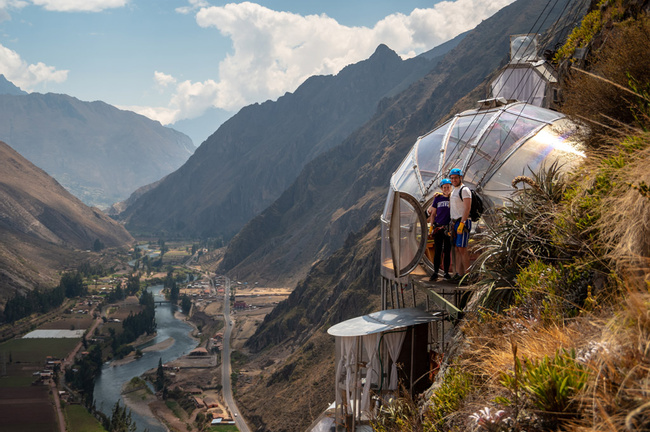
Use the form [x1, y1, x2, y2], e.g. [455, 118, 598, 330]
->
[449, 168, 463, 177]
[440, 178, 452, 187]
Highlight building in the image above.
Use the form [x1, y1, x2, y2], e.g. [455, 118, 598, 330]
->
[189, 347, 209, 356]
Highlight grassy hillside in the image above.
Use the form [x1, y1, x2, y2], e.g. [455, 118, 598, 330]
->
[374, 4, 650, 431]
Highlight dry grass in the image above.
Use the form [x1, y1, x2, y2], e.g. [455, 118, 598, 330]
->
[553, 284, 650, 432]
[568, 131, 650, 280]
[463, 316, 582, 382]
[561, 15, 650, 147]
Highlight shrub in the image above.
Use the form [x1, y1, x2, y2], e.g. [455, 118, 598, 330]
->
[423, 367, 472, 431]
[499, 349, 589, 415]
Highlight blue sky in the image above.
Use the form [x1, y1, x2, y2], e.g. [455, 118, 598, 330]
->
[0, 0, 515, 142]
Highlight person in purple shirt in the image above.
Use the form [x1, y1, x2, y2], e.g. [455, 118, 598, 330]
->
[427, 178, 452, 281]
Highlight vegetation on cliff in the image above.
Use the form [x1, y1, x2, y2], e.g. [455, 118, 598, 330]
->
[375, 6, 650, 432]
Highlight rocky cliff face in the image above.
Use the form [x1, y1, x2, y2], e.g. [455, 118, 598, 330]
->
[0, 140, 133, 299]
[0, 91, 194, 208]
[0, 74, 27, 96]
[220, 0, 580, 287]
[117, 42, 457, 239]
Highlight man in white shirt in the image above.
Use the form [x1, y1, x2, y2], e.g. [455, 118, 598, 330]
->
[449, 168, 471, 281]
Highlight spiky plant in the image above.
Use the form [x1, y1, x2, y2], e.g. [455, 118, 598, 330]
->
[472, 162, 576, 311]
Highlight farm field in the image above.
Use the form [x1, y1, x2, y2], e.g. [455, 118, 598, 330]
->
[0, 337, 79, 363]
[0, 332, 84, 432]
[0, 386, 57, 432]
[38, 315, 94, 330]
[210, 425, 239, 431]
[64, 404, 107, 432]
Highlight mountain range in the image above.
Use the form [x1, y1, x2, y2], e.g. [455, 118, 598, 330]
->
[115, 35, 466, 240]
[0, 78, 195, 209]
[216, 0, 582, 288]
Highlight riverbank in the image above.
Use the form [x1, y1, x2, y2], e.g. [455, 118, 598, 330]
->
[109, 336, 176, 367]
[174, 311, 197, 333]
[121, 379, 169, 432]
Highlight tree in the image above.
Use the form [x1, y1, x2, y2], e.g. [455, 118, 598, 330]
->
[93, 238, 105, 252]
[126, 274, 140, 296]
[158, 239, 168, 257]
[61, 272, 85, 298]
[155, 357, 165, 391]
[107, 401, 137, 432]
[181, 295, 192, 315]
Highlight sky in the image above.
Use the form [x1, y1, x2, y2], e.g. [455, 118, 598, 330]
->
[0, 0, 516, 142]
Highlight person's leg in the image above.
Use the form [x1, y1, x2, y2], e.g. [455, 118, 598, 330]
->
[433, 230, 444, 275]
[457, 247, 468, 275]
[442, 233, 451, 276]
[455, 220, 471, 276]
[450, 220, 459, 275]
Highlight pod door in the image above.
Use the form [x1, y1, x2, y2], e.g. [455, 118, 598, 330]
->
[388, 191, 429, 279]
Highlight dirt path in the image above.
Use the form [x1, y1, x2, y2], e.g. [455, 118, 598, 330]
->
[49, 380, 66, 432]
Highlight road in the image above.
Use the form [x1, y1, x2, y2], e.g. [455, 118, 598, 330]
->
[49, 379, 66, 432]
[62, 305, 102, 369]
[221, 277, 251, 432]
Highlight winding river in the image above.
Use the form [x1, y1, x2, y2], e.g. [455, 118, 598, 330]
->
[93, 285, 198, 432]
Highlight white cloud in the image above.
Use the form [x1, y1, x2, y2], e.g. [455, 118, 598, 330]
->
[154, 71, 176, 89]
[127, 76, 220, 125]
[118, 104, 180, 126]
[0, 42, 68, 89]
[0, 0, 28, 21]
[176, 0, 209, 15]
[147, 0, 516, 124]
[29, 0, 127, 12]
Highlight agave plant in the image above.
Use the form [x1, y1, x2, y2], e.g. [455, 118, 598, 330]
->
[471, 162, 576, 311]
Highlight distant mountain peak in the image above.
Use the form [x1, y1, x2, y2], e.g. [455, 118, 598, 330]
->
[370, 43, 400, 60]
[0, 75, 27, 95]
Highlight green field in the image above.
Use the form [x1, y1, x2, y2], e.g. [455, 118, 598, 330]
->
[0, 374, 35, 387]
[0, 337, 79, 363]
[165, 399, 187, 420]
[65, 404, 107, 432]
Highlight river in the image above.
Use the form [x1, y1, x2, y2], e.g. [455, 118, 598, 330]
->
[93, 285, 198, 432]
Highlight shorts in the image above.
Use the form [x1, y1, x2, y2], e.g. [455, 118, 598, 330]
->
[453, 219, 471, 248]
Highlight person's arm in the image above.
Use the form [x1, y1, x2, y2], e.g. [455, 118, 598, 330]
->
[457, 188, 471, 234]
[462, 194, 471, 224]
[429, 207, 437, 225]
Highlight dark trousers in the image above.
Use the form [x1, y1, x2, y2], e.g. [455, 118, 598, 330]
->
[433, 228, 451, 275]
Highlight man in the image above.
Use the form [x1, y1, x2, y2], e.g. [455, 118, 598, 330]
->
[449, 168, 471, 281]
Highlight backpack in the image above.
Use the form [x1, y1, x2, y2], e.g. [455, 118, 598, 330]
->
[460, 185, 485, 222]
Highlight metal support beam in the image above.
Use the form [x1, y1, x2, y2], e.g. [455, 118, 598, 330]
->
[426, 289, 463, 321]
